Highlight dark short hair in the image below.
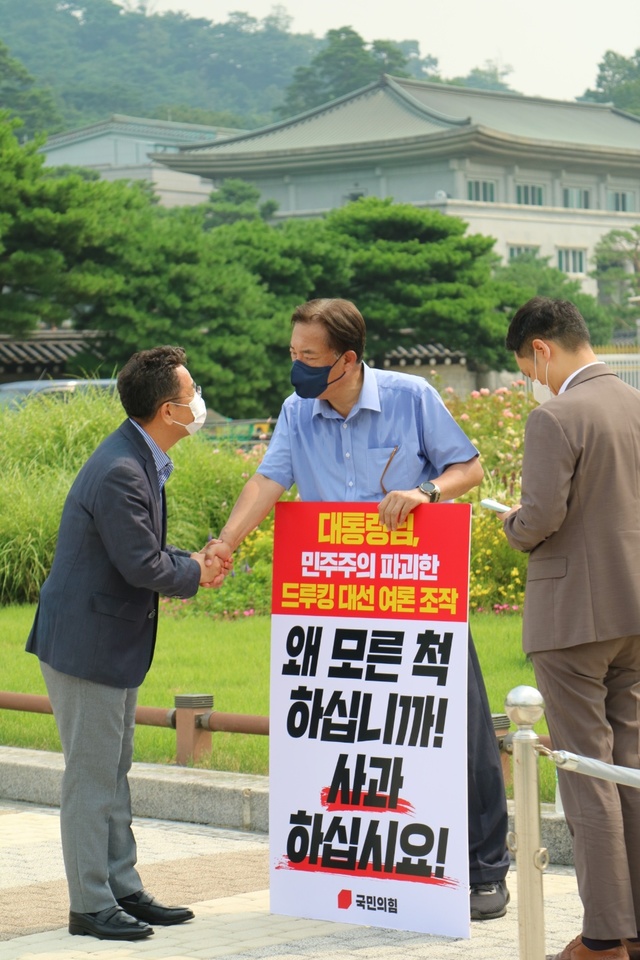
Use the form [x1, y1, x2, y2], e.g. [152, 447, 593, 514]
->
[117, 346, 187, 421]
[506, 297, 591, 356]
[290, 298, 366, 362]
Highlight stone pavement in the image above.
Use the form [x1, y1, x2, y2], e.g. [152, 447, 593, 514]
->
[0, 798, 584, 960]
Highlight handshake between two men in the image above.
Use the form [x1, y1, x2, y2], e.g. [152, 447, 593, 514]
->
[191, 537, 234, 588]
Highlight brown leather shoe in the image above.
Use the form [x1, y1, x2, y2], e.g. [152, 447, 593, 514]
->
[547, 935, 629, 960]
[622, 940, 640, 960]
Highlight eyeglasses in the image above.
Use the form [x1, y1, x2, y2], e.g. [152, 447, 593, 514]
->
[166, 384, 202, 404]
[380, 445, 399, 496]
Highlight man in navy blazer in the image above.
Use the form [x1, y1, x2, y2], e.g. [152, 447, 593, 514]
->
[27, 346, 230, 941]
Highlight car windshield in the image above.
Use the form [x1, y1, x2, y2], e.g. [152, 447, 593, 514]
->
[0, 379, 118, 408]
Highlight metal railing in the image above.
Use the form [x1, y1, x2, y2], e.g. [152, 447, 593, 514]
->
[12, 681, 638, 960]
[0, 691, 268, 766]
[504, 684, 640, 960]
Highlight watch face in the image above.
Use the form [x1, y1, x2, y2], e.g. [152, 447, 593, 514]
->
[419, 481, 439, 502]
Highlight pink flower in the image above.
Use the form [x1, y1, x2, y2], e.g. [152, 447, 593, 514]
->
[480, 388, 490, 396]
[460, 413, 469, 420]
[471, 390, 480, 398]
[445, 386, 455, 394]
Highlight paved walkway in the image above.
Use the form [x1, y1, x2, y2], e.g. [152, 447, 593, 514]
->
[0, 799, 583, 960]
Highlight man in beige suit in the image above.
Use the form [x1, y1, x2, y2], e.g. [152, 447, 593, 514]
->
[501, 297, 640, 960]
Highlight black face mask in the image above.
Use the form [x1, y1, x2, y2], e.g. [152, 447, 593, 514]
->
[290, 356, 345, 399]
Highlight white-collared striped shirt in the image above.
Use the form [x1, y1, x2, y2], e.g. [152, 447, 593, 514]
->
[129, 419, 173, 491]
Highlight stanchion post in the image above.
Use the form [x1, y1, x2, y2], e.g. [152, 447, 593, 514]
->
[504, 685, 549, 960]
[174, 693, 213, 765]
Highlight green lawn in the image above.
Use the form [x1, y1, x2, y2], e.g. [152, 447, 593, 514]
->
[0, 605, 554, 800]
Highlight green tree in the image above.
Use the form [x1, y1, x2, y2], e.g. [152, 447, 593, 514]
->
[277, 26, 410, 117]
[43, 164, 100, 181]
[592, 226, 640, 329]
[449, 59, 518, 93]
[0, 114, 161, 335]
[493, 252, 614, 344]
[197, 179, 278, 230]
[85, 207, 286, 418]
[581, 49, 640, 116]
[323, 197, 509, 368]
[0, 117, 289, 417]
[0, 40, 63, 137]
[395, 41, 440, 81]
[184, 204, 353, 405]
[0, 0, 321, 127]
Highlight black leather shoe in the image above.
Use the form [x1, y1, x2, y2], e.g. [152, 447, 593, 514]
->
[117, 888, 195, 925]
[69, 905, 154, 940]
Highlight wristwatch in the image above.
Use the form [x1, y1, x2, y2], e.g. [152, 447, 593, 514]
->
[418, 481, 441, 503]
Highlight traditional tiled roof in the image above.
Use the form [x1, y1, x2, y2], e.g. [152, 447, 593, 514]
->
[153, 75, 640, 177]
[44, 114, 242, 151]
[395, 78, 640, 149]
[371, 343, 467, 369]
[177, 80, 467, 156]
[0, 330, 106, 373]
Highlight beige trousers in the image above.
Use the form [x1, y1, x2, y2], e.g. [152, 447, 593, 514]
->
[532, 635, 640, 940]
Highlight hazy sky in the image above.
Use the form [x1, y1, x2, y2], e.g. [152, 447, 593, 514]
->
[144, 0, 639, 102]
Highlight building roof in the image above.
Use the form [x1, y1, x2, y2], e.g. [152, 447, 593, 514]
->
[0, 330, 105, 373]
[396, 78, 640, 149]
[152, 76, 640, 178]
[44, 114, 244, 152]
[374, 343, 467, 369]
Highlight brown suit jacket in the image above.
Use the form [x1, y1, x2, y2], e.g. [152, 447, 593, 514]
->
[504, 364, 640, 654]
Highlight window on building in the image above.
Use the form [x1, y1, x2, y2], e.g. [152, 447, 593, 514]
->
[509, 245, 540, 260]
[467, 180, 496, 202]
[557, 248, 586, 274]
[516, 184, 544, 205]
[607, 190, 636, 212]
[562, 187, 590, 209]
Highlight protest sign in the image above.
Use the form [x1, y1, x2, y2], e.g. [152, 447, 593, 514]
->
[269, 502, 471, 937]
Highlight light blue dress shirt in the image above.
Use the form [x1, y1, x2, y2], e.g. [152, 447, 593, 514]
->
[129, 418, 173, 491]
[257, 365, 478, 501]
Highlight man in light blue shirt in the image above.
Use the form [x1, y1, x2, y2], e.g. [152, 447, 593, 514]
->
[217, 298, 510, 920]
[259, 359, 478, 503]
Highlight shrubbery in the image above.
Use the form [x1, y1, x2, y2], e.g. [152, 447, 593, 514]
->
[0, 381, 535, 613]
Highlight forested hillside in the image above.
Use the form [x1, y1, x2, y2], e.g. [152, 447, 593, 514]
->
[0, 0, 513, 136]
[0, 0, 321, 130]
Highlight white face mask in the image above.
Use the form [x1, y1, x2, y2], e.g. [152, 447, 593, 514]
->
[532, 352, 552, 405]
[170, 392, 207, 435]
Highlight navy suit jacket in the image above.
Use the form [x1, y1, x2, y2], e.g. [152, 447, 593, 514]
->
[27, 420, 201, 687]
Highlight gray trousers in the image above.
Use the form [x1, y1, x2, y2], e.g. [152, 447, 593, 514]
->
[532, 635, 640, 940]
[41, 662, 142, 912]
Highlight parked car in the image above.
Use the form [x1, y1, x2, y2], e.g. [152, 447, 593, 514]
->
[0, 378, 118, 408]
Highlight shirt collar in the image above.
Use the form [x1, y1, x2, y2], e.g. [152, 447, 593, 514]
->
[129, 418, 173, 490]
[559, 361, 606, 394]
[312, 363, 380, 420]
